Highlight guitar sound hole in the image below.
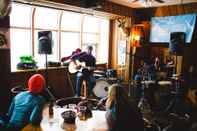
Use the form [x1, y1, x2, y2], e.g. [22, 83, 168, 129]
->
[104, 87, 108, 92]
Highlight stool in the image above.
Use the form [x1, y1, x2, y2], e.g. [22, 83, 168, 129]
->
[81, 80, 88, 97]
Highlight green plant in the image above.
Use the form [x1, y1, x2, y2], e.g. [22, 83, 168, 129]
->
[19, 56, 36, 64]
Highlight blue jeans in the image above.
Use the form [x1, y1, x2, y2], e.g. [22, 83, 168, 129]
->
[76, 72, 95, 96]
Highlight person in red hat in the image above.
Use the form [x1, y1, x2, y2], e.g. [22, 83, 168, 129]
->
[0, 74, 46, 131]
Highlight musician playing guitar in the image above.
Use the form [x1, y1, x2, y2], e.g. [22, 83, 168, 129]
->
[70, 45, 96, 97]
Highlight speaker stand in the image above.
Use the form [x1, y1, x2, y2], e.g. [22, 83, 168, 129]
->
[128, 47, 136, 97]
[44, 53, 55, 116]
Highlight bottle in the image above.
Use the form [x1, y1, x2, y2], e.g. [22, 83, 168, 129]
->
[49, 100, 54, 117]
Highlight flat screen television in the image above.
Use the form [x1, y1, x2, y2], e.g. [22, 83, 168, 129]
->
[150, 13, 196, 43]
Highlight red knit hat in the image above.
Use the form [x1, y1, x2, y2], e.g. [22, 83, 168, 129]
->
[28, 74, 45, 94]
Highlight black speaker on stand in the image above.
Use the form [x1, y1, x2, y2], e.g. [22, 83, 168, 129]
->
[38, 31, 55, 116]
[169, 32, 185, 75]
[165, 32, 186, 113]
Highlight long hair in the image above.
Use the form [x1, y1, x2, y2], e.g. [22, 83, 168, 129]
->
[105, 84, 144, 131]
[116, 84, 144, 131]
[106, 84, 117, 109]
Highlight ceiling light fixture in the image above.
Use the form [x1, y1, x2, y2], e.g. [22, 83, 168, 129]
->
[128, 0, 164, 7]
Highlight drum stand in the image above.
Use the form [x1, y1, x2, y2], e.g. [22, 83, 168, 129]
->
[138, 80, 152, 114]
[164, 77, 183, 113]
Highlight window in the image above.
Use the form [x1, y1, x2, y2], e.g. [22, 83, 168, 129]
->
[34, 7, 59, 30]
[10, 29, 32, 71]
[10, 3, 32, 27]
[60, 11, 81, 57]
[115, 20, 127, 66]
[10, 2, 109, 71]
[82, 16, 100, 57]
[118, 40, 126, 66]
[82, 15, 109, 63]
[10, 3, 32, 71]
[34, 7, 60, 67]
[61, 32, 80, 57]
[83, 16, 100, 33]
[61, 12, 81, 31]
[99, 19, 109, 63]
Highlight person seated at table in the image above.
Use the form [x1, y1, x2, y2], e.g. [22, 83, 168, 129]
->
[135, 59, 156, 80]
[0, 74, 46, 131]
[105, 84, 144, 131]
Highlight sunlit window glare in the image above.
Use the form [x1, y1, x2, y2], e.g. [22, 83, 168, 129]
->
[10, 3, 109, 71]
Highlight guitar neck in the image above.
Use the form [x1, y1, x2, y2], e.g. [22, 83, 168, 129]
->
[82, 66, 96, 70]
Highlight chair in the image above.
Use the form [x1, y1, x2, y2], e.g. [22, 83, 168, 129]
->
[55, 97, 82, 107]
[11, 85, 27, 95]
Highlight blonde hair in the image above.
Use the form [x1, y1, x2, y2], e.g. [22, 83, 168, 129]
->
[106, 84, 118, 109]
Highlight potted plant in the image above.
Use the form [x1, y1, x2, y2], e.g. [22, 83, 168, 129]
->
[17, 55, 38, 70]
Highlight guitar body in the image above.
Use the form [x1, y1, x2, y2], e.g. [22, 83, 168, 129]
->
[68, 60, 86, 74]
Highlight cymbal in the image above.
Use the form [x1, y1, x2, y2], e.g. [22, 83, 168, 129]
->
[170, 74, 181, 80]
[141, 80, 156, 84]
[108, 77, 117, 81]
[158, 81, 172, 85]
[172, 74, 180, 77]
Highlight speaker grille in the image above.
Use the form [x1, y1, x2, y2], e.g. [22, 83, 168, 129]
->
[38, 31, 52, 54]
[169, 32, 185, 55]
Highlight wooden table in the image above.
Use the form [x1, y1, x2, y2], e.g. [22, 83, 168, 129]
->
[41, 106, 108, 131]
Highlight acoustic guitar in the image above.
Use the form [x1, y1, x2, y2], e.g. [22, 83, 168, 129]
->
[68, 60, 96, 74]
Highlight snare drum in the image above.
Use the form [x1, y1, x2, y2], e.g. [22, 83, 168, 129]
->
[93, 79, 111, 98]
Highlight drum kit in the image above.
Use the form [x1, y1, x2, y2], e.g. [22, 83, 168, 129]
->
[93, 69, 118, 98]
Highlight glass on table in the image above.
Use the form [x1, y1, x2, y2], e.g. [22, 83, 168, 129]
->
[68, 104, 77, 110]
[77, 106, 87, 121]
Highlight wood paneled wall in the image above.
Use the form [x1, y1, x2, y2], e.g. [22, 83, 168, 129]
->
[0, 48, 11, 113]
[0, 16, 9, 28]
[49, 0, 135, 17]
[136, 3, 197, 21]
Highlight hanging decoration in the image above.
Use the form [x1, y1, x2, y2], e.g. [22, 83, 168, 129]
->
[0, 33, 6, 47]
[117, 17, 131, 37]
[0, 0, 11, 17]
